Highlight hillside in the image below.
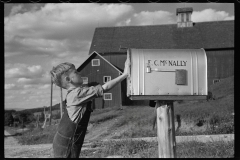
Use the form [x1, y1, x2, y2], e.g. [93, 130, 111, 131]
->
[85, 76, 234, 141]
[210, 76, 234, 99]
[4, 75, 234, 159]
[7, 75, 234, 142]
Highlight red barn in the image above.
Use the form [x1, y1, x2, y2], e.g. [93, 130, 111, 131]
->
[78, 7, 234, 109]
[77, 51, 131, 109]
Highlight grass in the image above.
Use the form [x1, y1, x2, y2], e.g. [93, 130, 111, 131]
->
[89, 107, 122, 124]
[79, 139, 234, 158]
[177, 140, 234, 158]
[4, 76, 234, 157]
[17, 125, 58, 145]
[5, 124, 58, 145]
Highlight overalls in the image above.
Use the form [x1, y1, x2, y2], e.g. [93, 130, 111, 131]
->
[52, 92, 92, 158]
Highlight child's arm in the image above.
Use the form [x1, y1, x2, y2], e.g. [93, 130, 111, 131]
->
[102, 58, 130, 92]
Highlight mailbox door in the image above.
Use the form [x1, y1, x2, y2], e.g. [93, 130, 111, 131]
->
[128, 49, 207, 96]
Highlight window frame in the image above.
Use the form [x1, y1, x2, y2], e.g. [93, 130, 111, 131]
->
[186, 12, 189, 22]
[181, 13, 184, 22]
[103, 93, 112, 100]
[92, 59, 100, 66]
[81, 77, 88, 84]
[103, 76, 111, 83]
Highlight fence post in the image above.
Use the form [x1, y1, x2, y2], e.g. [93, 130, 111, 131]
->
[60, 87, 63, 118]
[49, 77, 53, 125]
[156, 100, 176, 158]
[36, 114, 39, 128]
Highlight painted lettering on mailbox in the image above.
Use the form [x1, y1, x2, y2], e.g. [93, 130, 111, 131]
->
[148, 60, 187, 66]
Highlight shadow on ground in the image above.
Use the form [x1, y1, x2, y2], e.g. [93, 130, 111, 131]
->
[4, 133, 22, 138]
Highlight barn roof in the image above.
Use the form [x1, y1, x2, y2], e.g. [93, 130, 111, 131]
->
[89, 20, 234, 54]
[77, 51, 123, 74]
[176, 7, 193, 15]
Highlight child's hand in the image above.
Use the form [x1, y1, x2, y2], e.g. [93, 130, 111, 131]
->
[123, 57, 130, 77]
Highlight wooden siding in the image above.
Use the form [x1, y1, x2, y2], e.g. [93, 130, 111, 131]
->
[77, 54, 122, 109]
[100, 52, 126, 71]
[90, 21, 234, 54]
[206, 49, 234, 88]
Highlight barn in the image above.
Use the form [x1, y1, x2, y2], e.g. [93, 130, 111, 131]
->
[78, 7, 234, 109]
[77, 51, 131, 109]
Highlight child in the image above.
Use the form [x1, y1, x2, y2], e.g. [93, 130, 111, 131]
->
[50, 58, 130, 158]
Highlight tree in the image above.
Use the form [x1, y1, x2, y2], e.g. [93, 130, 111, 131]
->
[16, 110, 35, 127]
[5, 112, 14, 126]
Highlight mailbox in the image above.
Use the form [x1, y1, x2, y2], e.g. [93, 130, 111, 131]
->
[127, 48, 207, 100]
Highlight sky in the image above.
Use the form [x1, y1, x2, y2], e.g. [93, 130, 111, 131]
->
[4, 3, 234, 110]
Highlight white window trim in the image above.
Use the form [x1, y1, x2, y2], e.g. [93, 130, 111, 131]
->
[81, 77, 88, 84]
[213, 79, 220, 84]
[92, 59, 100, 66]
[103, 76, 111, 83]
[104, 93, 112, 100]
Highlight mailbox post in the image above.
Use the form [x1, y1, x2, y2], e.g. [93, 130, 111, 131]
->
[156, 101, 176, 158]
[127, 48, 208, 158]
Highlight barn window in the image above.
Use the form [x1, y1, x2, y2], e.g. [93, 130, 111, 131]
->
[103, 76, 111, 83]
[213, 79, 220, 84]
[81, 77, 88, 84]
[92, 59, 100, 66]
[181, 13, 184, 22]
[104, 93, 112, 100]
[186, 12, 190, 21]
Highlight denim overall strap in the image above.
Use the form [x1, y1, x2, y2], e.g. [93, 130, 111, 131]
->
[67, 101, 92, 158]
[52, 90, 77, 158]
[52, 90, 93, 158]
[52, 107, 77, 157]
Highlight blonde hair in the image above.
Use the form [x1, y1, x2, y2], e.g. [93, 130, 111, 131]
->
[50, 62, 75, 88]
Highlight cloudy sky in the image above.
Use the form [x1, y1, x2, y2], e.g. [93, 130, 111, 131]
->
[4, 3, 234, 110]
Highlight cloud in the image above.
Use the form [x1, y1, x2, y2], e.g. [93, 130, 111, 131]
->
[5, 63, 50, 85]
[38, 84, 50, 89]
[17, 78, 34, 84]
[5, 95, 15, 100]
[50, 52, 89, 69]
[117, 10, 175, 26]
[9, 4, 24, 16]
[192, 8, 234, 22]
[5, 84, 20, 90]
[5, 64, 43, 78]
[23, 84, 34, 89]
[5, 83, 38, 90]
[16, 74, 50, 85]
[5, 3, 132, 44]
[4, 3, 133, 59]
[20, 90, 33, 95]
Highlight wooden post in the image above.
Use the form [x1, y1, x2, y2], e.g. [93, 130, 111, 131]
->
[49, 77, 53, 125]
[156, 100, 176, 158]
[36, 114, 39, 128]
[59, 87, 63, 118]
[44, 106, 46, 115]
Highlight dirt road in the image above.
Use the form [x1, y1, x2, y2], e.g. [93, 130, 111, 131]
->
[4, 130, 53, 158]
[4, 128, 234, 158]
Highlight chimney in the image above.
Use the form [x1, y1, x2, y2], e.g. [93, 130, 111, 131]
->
[176, 7, 193, 28]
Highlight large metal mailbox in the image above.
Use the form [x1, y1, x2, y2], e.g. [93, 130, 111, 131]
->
[127, 48, 208, 100]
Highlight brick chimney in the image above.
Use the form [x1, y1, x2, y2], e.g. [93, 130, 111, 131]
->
[176, 7, 193, 28]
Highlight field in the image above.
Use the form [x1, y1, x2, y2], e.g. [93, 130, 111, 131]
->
[5, 76, 234, 158]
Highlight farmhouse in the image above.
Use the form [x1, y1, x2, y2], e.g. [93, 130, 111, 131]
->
[77, 7, 234, 109]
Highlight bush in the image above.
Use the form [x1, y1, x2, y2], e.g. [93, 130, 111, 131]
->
[27, 123, 36, 131]
[5, 112, 14, 126]
[16, 110, 36, 126]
